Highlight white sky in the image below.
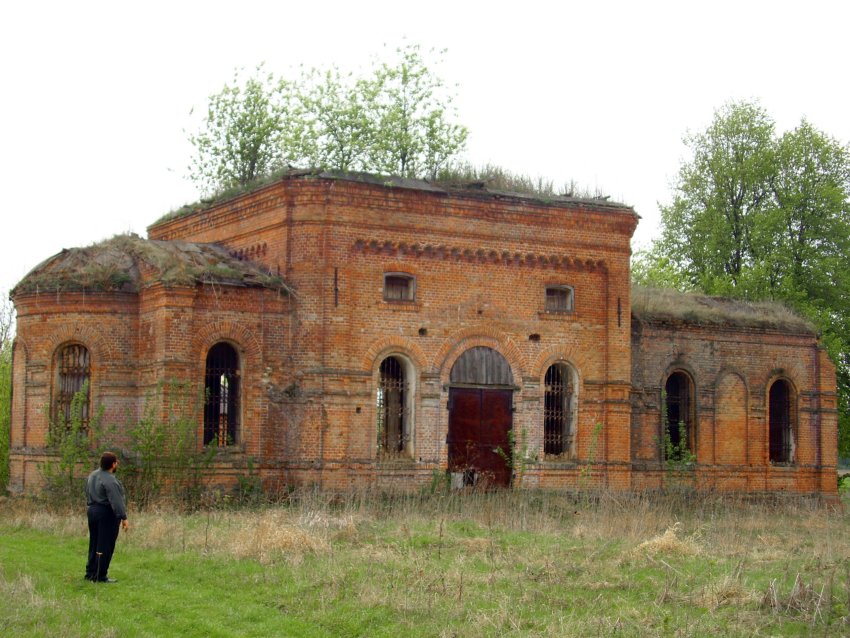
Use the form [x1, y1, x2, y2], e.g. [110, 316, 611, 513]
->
[2, 0, 849, 297]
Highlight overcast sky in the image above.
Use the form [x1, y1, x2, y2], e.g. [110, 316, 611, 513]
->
[2, 0, 848, 297]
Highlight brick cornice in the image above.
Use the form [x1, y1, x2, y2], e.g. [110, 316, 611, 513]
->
[352, 239, 607, 272]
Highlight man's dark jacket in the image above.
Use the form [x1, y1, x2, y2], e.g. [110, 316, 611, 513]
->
[85, 469, 127, 519]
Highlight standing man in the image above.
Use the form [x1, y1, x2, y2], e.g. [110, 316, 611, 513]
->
[84, 451, 129, 583]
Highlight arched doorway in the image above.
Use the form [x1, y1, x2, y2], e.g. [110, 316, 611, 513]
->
[447, 347, 514, 487]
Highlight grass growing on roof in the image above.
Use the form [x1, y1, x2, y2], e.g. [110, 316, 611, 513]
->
[12, 234, 291, 296]
[632, 284, 815, 333]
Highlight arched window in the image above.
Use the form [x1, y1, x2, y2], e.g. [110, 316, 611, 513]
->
[544, 363, 576, 456]
[769, 379, 795, 464]
[204, 343, 240, 446]
[664, 371, 695, 459]
[377, 356, 411, 457]
[54, 343, 91, 430]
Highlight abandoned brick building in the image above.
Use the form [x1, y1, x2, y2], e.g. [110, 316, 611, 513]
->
[8, 172, 839, 497]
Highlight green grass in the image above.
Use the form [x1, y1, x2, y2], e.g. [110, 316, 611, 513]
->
[1, 490, 849, 636]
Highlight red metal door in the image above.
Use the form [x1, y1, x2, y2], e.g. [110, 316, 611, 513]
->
[448, 388, 513, 487]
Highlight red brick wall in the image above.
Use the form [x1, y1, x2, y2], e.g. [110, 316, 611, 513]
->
[148, 176, 638, 491]
[9, 283, 290, 492]
[10, 175, 837, 497]
[631, 318, 838, 496]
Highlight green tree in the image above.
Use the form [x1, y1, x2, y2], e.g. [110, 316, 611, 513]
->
[658, 101, 776, 294]
[286, 67, 374, 172]
[647, 101, 850, 458]
[186, 45, 468, 193]
[0, 294, 12, 491]
[365, 45, 468, 180]
[188, 65, 290, 195]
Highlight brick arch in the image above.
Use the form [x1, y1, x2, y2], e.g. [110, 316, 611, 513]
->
[659, 358, 701, 394]
[44, 324, 111, 361]
[714, 370, 748, 465]
[13, 334, 30, 361]
[760, 359, 807, 397]
[361, 336, 428, 372]
[381, 261, 423, 278]
[434, 328, 526, 385]
[191, 321, 262, 366]
[531, 345, 593, 383]
[712, 367, 749, 395]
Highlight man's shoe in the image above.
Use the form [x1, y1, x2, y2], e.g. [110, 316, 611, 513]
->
[96, 577, 118, 583]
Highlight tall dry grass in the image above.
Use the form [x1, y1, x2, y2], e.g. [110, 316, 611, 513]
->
[3, 489, 848, 634]
[4, 489, 842, 563]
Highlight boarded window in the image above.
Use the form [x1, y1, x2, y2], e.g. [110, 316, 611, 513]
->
[545, 285, 574, 312]
[384, 273, 415, 301]
[664, 371, 694, 458]
[204, 343, 240, 446]
[544, 363, 575, 456]
[377, 356, 407, 455]
[54, 344, 91, 430]
[450, 347, 513, 386]
[769, 379, 794, 463]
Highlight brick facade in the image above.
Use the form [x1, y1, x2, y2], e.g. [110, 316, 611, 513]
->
[8, 173, 838, 497]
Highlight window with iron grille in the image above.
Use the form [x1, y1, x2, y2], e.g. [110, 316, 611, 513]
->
[204, 342, 240, 446]
[545, 285, 574, 313]
[54, 344, 91, 430]
[544, 363, 575, 456]
[769, 379, 794, 464]
[384, 273, 415, 302]
[664, 371, 694, 457]
[377, 356, 407, 456]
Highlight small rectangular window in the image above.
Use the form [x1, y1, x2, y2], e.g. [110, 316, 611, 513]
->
[545, 285, 574, 313]
[384, 274, 415, 302]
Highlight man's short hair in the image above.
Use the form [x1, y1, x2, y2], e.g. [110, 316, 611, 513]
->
[100, 451, 118, 471]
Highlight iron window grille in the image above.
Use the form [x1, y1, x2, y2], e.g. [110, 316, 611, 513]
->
[544, 363, 574, 456]
[769, 380, 794, 463]
[55, 344, 91, 430]
[664, 371, 694, 457]
[377, 356, 407, 455]
[204, 343, 240, 446]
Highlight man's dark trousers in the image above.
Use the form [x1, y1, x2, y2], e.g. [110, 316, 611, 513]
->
[85, 503, 120, 581]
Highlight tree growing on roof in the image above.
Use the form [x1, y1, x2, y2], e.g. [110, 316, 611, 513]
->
[363, 45, 468, 180]
[187, 65, 290, 195]
[642, 100, 850, 458]
[186, 45, 468, 194]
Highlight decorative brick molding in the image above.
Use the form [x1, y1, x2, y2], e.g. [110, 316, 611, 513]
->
[44, 324, 112, 361]
[530, 345, 594, 383]
[435, 328, 526, 384]
[13, 334, 30, 361]
[353, 239, 607, 272]
[229, 242, 269, 261]
[361, 336, 429, 372]
[712, 368, 749, 395]
[191, 321, 262, 365]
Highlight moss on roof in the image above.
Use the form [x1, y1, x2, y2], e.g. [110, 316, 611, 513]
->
[13, 234, 291, 296]
[152, 168, 634, 227]
[631, 285, 815, 334]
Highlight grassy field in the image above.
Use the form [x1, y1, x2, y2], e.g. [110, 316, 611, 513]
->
[1, 489, 849, 637]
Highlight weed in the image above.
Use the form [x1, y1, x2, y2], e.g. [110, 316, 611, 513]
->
[40, 382, 104, 504]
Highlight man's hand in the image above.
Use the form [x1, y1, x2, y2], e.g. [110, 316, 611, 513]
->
[122, 519, 129, 532]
